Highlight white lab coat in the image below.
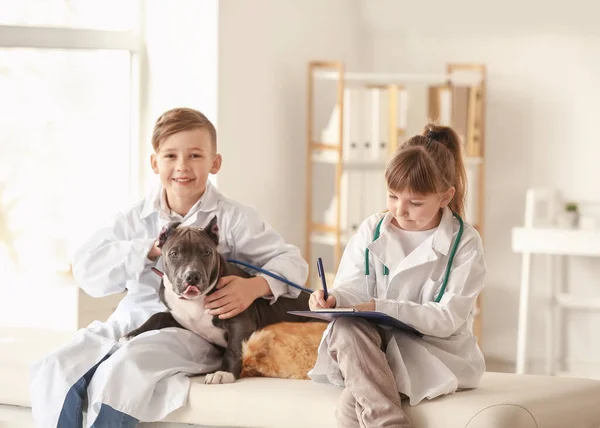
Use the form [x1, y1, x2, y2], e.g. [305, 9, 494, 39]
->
[29, 181, 308, 427]
[309, 207, 486, 405]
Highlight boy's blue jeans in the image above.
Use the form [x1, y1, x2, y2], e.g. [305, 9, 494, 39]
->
[57, 355, 139, 428]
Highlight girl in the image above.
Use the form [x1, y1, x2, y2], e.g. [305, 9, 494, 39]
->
[308, 125, 486, 428]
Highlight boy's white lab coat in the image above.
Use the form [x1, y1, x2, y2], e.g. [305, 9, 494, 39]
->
[29, 181, 308, 427]
[309, 207, 486, 405]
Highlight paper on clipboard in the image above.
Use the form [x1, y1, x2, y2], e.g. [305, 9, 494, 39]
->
[288, 309, 423, 337]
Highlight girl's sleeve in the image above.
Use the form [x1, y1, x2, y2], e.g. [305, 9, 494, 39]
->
[229, 206, 308, 303]
[373, 234, 486, 338]
[72, 211, 156, 298]
[328, 216, 378, 308]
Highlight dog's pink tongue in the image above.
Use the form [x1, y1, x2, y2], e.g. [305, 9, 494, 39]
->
[184, 285, 199, 295]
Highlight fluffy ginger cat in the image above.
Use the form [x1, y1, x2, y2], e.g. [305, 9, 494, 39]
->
[240, 321, 327, 380]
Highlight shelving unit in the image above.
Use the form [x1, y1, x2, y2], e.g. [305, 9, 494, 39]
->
[305, 61, 487, 339]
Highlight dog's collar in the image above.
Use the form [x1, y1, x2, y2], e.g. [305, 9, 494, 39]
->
[151, 267, 165, 278]
[151, 268, 176, 294]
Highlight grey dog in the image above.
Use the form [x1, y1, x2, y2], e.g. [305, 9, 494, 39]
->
[124, 216, 312, 384]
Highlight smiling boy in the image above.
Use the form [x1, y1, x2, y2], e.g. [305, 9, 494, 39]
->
[30, 108, 308, 427]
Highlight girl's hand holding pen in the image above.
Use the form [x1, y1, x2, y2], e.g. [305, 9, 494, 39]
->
[309, 289, 336, 311]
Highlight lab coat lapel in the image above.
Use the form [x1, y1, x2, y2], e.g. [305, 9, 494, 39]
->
[390, 238, 438, 279]
[366, 208, 456, 281]
[366, 213, 406, 274]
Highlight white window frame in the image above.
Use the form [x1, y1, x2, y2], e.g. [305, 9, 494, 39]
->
[0, 5, 148, 200]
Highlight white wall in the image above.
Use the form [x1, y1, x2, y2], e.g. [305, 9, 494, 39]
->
[217, 0, 366, 252]
[141, 0, 219, 192]
[216, 0, 600, 374]
[361, 0, 600, 375]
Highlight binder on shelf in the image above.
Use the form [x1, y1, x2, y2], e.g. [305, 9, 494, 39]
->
[368, 88, 390, 162]
[439, 86, 452, 126]
[465, 157, 481, 226]
[343, 88, 363, 161]
[340, 170, 364, 237]
[320, 104, 339, 145]
[323, 194, 337, 230]
[387, 86, 409, 155]
[319, 87, 396, 164]
[323, 170, 363, 242]
[363, 170, 387, 220]
[451, 87, 469, 146]
[397, 86, 408, 135]
[427, 85, 452, 127]
[317, 88, 362, 163]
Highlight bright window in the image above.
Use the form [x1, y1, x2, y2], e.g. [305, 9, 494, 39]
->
[0, 3, 142, 288]
[0, 0, 138, 30]
[0, 48, 133, 279]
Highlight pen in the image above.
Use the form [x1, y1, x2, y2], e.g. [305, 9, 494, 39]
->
[316, 257, 328, 300]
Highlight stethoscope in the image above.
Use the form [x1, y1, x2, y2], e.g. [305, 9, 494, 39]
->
[364, 211, 464, 303]
[152, 211, 464, 300]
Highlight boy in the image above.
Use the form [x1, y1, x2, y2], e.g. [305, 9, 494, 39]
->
[29, 108, 308, 427]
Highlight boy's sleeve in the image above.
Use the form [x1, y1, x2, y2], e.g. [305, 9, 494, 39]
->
[229, 206, 308, 303]
[72, 211, 156, 298]
[373, 235, 486, 338]
[328, 217, 376, 307]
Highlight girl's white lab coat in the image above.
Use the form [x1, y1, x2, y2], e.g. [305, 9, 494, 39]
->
[29, 181, 308, 427]
[309, 207, 486, 405]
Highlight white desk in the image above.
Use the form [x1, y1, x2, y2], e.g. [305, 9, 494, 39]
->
[512, 228, 600, 257]
[512, 227, 600, 376]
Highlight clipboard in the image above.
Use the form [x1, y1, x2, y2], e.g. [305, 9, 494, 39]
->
[288, 309, 423, 337]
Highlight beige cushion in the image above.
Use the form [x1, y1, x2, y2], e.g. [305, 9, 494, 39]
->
[2, 327, 600, 428]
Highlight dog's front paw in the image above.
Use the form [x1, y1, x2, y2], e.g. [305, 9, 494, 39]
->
[204, 371, 235, 384]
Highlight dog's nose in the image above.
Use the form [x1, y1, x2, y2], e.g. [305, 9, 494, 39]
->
[185, 271, 200, 285]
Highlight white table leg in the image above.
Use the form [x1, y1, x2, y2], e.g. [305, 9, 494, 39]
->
[546, 254, 554, 375]
[516, 252, 532, 374]
[554, 255, 566, 375]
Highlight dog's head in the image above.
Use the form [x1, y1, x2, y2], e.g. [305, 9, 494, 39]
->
[158, 216, 223, 300]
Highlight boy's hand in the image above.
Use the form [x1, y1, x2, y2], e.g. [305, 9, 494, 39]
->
[204, 276, 269, 319]
[309, 289, 336, 311]
[147, 240, 161, 261]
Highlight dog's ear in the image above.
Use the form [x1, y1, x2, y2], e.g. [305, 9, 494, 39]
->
[204, 216, 219, 246]
[157, 222, 181, 248]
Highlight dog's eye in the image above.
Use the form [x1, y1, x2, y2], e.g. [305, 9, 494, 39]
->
[203, 249, 212, 257]
[169, 250, 179, 258]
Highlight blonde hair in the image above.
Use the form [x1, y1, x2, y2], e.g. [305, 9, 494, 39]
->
[385, 124, 467, 218]
[152, 108, 217, 152]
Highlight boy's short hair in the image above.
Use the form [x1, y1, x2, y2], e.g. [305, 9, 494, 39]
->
[152, 108, 217, 152]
